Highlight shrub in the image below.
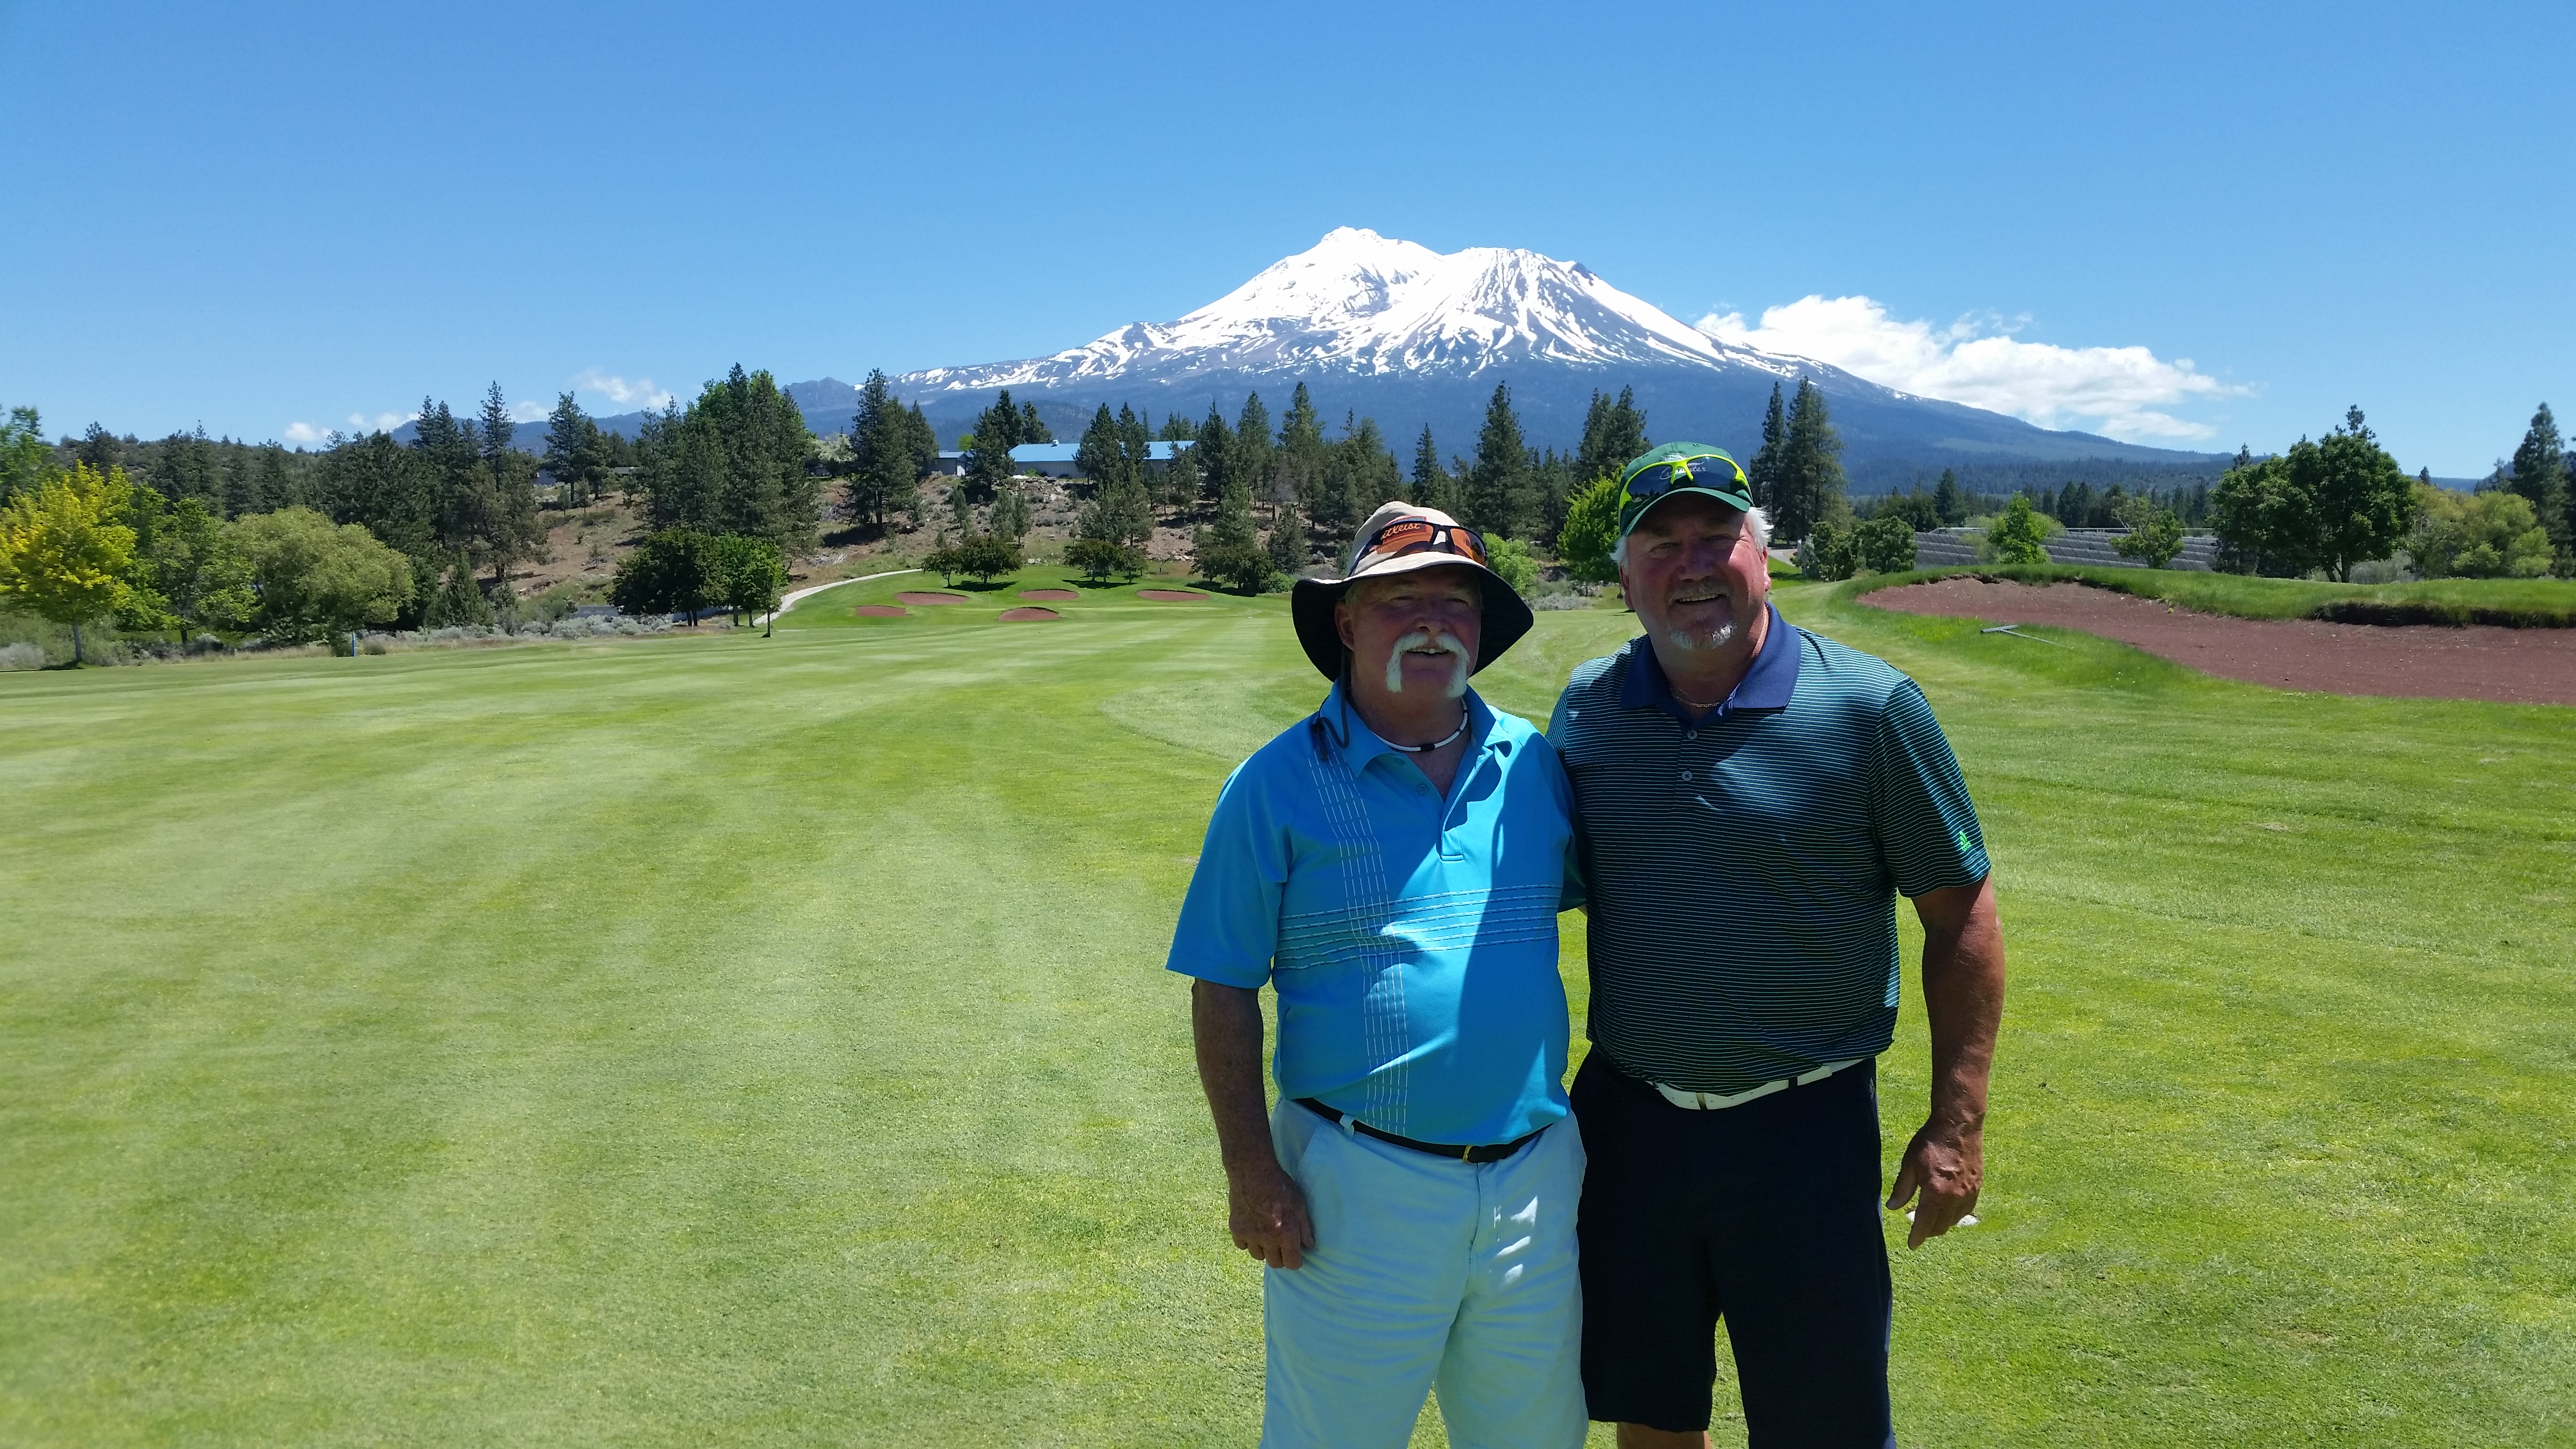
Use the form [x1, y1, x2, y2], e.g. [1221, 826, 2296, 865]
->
[1983, 496, 2051, 566]
[1484, 536, 1540, 595]
[1797, 518, 1861, 580]
[1853, 515, 1917, 575]
[1556, 477, 1621, 583]
[1064, 537, 1144, 582]
[2114, 501, 2188, 569]
[1193, 535, 1275, 594]
[2408, 485, 2554, 579]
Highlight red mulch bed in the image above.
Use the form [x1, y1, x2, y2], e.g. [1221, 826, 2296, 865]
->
[853, 604, 907, 618]
[894, 591, 969, 606]
[1138, 589, 1209, 602]
[998, 606, 1061, 622]
[1018, 589, 1080, 601]
[1869, 578, 2576, 706]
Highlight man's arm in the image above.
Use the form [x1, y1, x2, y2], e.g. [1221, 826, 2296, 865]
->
[1191, 978, 1315, 1270]
[1886, 874, 2005, 1249]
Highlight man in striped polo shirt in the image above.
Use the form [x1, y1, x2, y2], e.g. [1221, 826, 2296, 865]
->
[1170, 503, 1588, 1449]
[1549, 445, 2007, 1449]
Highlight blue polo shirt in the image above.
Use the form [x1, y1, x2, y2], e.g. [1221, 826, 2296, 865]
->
[1166, 684, 1582, 1144]
[1547, 605, 1990, 1095]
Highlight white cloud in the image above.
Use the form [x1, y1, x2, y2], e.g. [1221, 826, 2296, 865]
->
[1695, 295, 2243, 442]
[347, 410, 419, 434]
[508, 400, 548, 424]
[283, 421, 327, 445]
[570, 368, 675, 411]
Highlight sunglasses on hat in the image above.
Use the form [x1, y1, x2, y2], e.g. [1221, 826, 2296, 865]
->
[1619, 452, 1747, 507]
[1353, 516, 1489, 570]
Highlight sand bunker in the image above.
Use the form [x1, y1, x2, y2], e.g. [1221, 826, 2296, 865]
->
[1138, 589, 1209, 602]
[1869, 578, 2576, 706]
[998, 607, 1061, 622]
[1018, 589, 1080, 601]
[894, 591, 969, 606]
[853, 605, 908, 618]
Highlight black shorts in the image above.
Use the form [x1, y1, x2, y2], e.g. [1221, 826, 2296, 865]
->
[1571, 1051, 1895, 1447]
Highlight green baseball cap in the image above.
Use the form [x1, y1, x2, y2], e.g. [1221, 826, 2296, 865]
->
[1616, 442, 1753, 540]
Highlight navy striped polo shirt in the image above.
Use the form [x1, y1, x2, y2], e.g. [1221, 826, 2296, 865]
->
[1546, 605, 1990, 1095]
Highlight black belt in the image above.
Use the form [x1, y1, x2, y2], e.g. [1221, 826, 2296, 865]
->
[1295, 1097, 1546, 1163]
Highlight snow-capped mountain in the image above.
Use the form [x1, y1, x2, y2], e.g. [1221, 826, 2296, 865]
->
[904, 227, 1787, 388]
[878, 228, 2216, 476]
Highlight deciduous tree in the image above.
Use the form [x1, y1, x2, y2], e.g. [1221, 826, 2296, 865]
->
[0, 462, 142, 662]
[2113, 498, 2187, 568]
[231, 507, 414, 644]
[128, 484, 255, 641]
[1557, 475, 1622, 583]
[2210, 408, 2415, 580]
[1985, 495, 2050, 565]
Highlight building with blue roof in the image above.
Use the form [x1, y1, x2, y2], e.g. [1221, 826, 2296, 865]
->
[1008, 440, 1194, 478]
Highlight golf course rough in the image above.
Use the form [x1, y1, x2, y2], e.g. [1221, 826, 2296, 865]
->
[0, 563, 2569, 1447]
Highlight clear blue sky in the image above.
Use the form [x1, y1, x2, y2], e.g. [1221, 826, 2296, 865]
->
[2, 0, 2566, 474]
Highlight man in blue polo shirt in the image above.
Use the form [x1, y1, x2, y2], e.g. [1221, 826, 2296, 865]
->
[1549, 445, 2008, 1449]
[1168, 501, 1587, 1449]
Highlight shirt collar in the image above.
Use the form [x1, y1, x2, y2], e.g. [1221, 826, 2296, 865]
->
[1322, 680, 1502, 769]
[1620, 601, 1801, 723]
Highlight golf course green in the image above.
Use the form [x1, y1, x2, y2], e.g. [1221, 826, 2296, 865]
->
[3, 565, 2569, 1446]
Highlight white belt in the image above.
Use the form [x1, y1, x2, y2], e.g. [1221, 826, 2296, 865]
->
[1653, 1056, 1868, 1111]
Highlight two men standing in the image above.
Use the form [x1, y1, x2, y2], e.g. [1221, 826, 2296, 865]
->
[1170, 451, 2006, 1448]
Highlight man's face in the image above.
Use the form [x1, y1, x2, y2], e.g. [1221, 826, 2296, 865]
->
[1335, 566, 1484, 702]
[1619, 494, 1768, 653]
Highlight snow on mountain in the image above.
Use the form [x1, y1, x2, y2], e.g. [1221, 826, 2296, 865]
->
[905, 226, 1801, 392]
[875, 228, 2221, 473]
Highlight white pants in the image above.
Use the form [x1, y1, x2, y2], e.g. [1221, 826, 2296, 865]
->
[1261, 1099, 1587, 1449]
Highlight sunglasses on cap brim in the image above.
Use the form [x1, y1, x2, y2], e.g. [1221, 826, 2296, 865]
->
[1619, 455, 1747, 504]
[1353, 517, 1489, 569]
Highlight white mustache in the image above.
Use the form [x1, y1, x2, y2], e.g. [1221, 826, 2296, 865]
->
[1386, 629, 1472, 698]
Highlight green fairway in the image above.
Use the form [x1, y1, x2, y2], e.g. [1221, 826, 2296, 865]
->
[2, 571, 2570, 1446]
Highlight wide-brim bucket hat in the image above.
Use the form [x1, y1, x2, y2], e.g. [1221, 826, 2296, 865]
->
[1289, 501, 1535, 680]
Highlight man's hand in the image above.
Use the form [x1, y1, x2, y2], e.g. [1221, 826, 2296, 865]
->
[1887, 1118, 1981, 1248]
[1899, 876, 2005, 1251]
[1192, 979, 1320, 1269]
[1227, 1159, 1317, 1269]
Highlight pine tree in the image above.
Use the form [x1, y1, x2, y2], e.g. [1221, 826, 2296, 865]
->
[545, 393, 605, 507]
[1932, 468, 1964, 526]
[478, 383, 516, 464]
[1267, 496, 1307, 575]
[1772, 378, 1847, 543]
[1464, 384, 1535, 538]
[1197, 405, 1235, 503]
[1193, 465, 1270, 592]
[846, 370, 922, 530]
[1746, 383, 1788, 510]
[967, 391, 1026, 492]
[1411, 426, 1456, 516]
[989, 483, 1032, 541]
[1234, 393, 1274, 505]
[1276, 383, 1326, 514]
[2509, 402, 2571, 564]
[1576, 386, 1650, 485]
[1076, 404, 1127, 487]
[74, 422, 123, 480]
[1018, 401, 1053, 444]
